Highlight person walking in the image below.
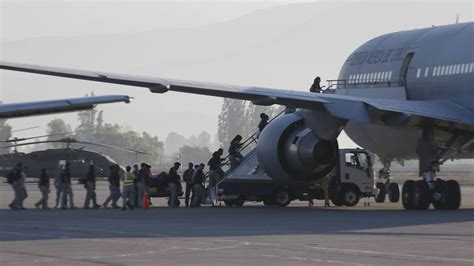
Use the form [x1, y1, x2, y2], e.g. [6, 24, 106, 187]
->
[167, 162, 181, 207]
[8, 163, 24, 210]
[54, 164, 64, 208]
[136, 163, 147, 208]
[191, 163, 206, 207]
[61, 162, 76, 209]
[35, 168, 50, 209]
[103, 165, 121, 209]
[121, 166, 136, 210]
[182, 163, 194, 207]
[84, 165, 100, 209]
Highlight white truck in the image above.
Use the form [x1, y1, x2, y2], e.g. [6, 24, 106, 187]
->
[212, 148, 400, 207]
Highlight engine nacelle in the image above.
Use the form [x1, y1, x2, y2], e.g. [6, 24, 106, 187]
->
[257, 112, 338, 183]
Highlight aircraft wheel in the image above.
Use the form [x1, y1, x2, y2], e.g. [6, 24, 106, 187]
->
[432, 179, 447, 210]
[413, 180, 431, 210]
[274, 190, 291, 207]
[388, 183, 400, 203]
[375, 183, 386, 203]
[445, 180, 461, 210]
[342, 185, 360, 207]
[402, 180, 416, 210]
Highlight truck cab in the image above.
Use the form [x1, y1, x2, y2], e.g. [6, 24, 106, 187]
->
[327, 149, 375, 207]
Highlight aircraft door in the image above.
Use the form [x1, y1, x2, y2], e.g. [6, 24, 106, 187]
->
[399, 52, 415, 88]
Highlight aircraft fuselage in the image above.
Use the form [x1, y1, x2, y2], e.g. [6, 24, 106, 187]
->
[336, 22, 474, 161]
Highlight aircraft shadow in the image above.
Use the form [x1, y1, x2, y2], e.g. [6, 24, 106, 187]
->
[0, 207, 473, 242]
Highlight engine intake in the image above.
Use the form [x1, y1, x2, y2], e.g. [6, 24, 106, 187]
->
[257, 112, 338, 183]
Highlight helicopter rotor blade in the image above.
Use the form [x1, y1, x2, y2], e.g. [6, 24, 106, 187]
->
[74, 140, 148, 154]
[1, 129, 95, 143]
[1, 139, 65, 149]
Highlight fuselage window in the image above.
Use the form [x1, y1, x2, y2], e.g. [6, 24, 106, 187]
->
[388, 71, 393, 81]
[441, 65, 446, 76]
[447, 65, 452, 75]
[460, 64, 465, 73]
[424, 67, 429, 77]
[416, 68, 421, 78]
[455, 64, 460, 74]
[470, 63, 474, 73]
[377, 72, 381, 81]
[432, 66, 437, 76]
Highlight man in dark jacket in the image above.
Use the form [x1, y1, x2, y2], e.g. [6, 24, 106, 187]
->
[61, 162, 76, 209]
[191, 163, 206, 207]
[84, 165, 100, 209]
[35, 168, 50, 209]
[167, 162, 181, 207]
[103, 164, 121, 209]
[182, 163, 194, 207]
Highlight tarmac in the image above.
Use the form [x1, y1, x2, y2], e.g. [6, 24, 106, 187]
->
[0, 181, 473, 266]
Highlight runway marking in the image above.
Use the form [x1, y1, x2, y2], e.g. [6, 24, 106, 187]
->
[0, 231, 69, 239]
[289, 256, 367, 265]
[312, 247, 474, 263]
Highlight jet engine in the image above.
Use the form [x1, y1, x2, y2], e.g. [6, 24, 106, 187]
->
[257, 112, 338, 183]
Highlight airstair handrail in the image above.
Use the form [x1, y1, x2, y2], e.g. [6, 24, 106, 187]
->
[220, 109, 286, 168]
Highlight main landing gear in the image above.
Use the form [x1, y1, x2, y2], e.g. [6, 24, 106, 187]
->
[402, 129, 462, 210]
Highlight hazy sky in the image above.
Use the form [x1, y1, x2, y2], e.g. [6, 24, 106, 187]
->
[1, 0, 472, 152]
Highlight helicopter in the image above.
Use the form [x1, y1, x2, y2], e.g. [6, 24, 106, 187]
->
[0, 136, 146, 179]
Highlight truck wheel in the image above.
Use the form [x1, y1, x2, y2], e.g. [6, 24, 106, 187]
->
[342, 186, 360, 207]
[387, 183, 400, 202]
[330, 189, 344, 206]
[274, 190, 291, 207]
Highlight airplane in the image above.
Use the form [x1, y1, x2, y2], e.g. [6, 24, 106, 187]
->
[1, 22, 473, 210]
[0, 95, 131, 119]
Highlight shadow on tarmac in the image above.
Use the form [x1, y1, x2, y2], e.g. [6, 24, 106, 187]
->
[1, 206, 473, 242]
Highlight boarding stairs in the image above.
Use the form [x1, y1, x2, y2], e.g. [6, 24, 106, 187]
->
[208, 111, 284, 201]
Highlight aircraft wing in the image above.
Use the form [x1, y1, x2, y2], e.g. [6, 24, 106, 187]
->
[0, 95, 131, 119]
[1, 61, 474, 126]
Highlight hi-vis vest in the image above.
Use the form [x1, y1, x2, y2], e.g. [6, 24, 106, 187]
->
[123, 172, 135, 187]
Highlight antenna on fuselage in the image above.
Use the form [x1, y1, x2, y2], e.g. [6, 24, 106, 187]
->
[455, 14, 459, 24]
